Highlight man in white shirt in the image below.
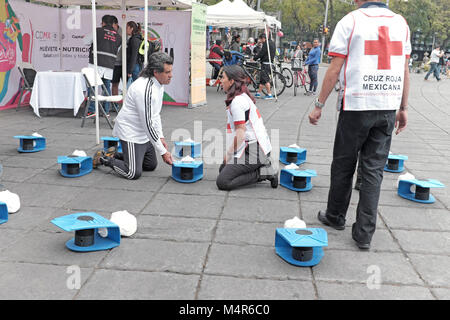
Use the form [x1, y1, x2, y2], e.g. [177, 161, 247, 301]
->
[308, 0, 410, 250]
[424, 45, 444, 81]
[93, 52, 173, 179]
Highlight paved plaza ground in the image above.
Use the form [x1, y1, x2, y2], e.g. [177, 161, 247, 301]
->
[0, 66, 449, 300]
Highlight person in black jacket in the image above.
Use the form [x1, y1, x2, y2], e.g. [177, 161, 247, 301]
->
[126, 21, 143, 85]
[85, 15, 122, 115]
[253, 33, 276, 100]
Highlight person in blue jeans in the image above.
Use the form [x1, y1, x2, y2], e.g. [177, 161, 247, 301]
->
[126, 21, 143, 86]
[424, 46, 444, 81]
[304, 39, 321, 95]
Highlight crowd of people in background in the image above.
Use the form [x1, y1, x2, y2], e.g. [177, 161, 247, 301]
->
[85, 15, 146, 117]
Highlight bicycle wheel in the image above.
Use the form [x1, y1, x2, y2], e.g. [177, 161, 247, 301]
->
[262, 70, 286, 97]
[299, 73, 308, 94]
[304, 70, 311, 85]
[216, 68, 224, 92]
[242, 66, 259, 92]
[282, 67, 293, 88]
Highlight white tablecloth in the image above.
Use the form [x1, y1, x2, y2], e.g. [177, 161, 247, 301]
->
[30, 71, 87, 117]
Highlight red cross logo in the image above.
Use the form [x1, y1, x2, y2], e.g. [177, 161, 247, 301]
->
[364, 26, 403, 70]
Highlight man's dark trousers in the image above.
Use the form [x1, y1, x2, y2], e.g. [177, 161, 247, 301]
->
[325, 109, 396, 244]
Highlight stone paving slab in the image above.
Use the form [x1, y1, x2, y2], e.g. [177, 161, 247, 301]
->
[0, 231, 108, 267]
[315, 281, 434, 300]
[198, 275, 316, 300]
[76, 269, 199, 300]
[136, 215, 216, 243]
[0, 262, 92, 300]
[0, 206, 59, 231]
[95, 173, 169, 192]
[64, 188, 154, 214]
[100, 238, 209, 274]
[8, 183, 84, 208]
[214, 220, 279, 247]
[205, 243, 312, 281]
[312, 250, 424, 286]
[1, 167, 44, 183]
[407, 254, 450, 287]
[431, 288, 450, 300]
[26, 168, 101, 188]
[141, 193, 226, 219]
[221, 197, 299, 223]
[379, 206, 450, 232]
[159, 179, 225, 196]
[391, 229, 450, 255]
[1, 156, 56, 169]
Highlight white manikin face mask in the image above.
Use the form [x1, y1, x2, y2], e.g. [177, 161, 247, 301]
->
[0, 190, 21, 213]
[98, 210, 137, 238]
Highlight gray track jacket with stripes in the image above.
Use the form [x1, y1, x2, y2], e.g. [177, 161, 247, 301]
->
[113, 76, 167, 155]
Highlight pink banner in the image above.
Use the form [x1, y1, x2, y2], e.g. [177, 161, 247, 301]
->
[1, 0, 191, 109]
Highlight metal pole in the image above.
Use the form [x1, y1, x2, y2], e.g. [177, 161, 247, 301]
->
[386, 0, 390, 7]
[91, 0, 99, 145]
[320, 0, 329, 64]
[58, 4, 63, 70]
[264, 23, 277, 101]
[144, 0, 148, 66]
[121, 0, 127, 98]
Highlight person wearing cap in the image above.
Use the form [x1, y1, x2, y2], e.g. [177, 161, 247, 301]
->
[308, 0, 411, 250]
[93, 52, 174, 179]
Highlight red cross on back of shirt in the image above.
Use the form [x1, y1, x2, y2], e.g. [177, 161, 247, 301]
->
[364, 26, 403, 70]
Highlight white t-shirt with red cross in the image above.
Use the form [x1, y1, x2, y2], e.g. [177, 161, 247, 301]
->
[328, 6, 411, 111]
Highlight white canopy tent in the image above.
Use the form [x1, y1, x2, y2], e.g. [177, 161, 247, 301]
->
[206, 0, 280, 29]
[33, 0, 192, 144]
[206, 0, 281, 101]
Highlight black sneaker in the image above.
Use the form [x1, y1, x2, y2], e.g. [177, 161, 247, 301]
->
[269, 173, 278, 188]
[99, 156, 113, 168]
[317, 210, 345, 230]
[259, 158, 278, 188]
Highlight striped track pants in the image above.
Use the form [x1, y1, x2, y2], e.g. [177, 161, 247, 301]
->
[111, 140, 158, 180]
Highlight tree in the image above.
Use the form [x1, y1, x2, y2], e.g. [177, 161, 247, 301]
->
[260, 0, 354, 44]
[390, 0, 449, 48]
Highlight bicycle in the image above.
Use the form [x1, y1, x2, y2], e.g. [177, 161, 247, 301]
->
[240, 59, 287, 97]
[291, 58, 310, 96]
[215, 50, 247, 93]
[274, 55, 293, 88]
